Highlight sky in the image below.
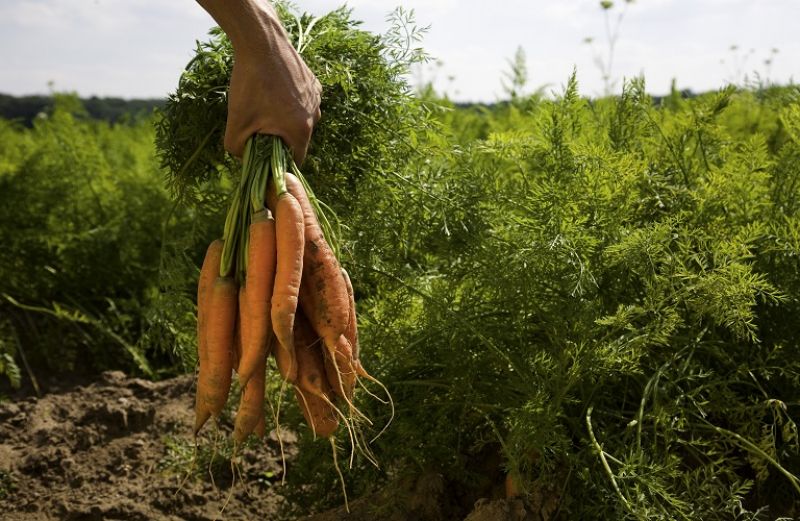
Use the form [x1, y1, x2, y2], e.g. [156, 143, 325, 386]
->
[0, 0, 797, 102]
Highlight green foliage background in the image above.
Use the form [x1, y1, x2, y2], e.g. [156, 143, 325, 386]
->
[0, 96, 220, 379]
[1, 5, 800, 519]
[339, 79, 800, 519]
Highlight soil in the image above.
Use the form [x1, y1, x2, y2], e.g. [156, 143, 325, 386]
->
[0, 371, 545, 521]
[0, 371, 291, 520]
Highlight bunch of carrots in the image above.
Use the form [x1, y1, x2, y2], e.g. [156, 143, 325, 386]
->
[194, 135, 378, 446]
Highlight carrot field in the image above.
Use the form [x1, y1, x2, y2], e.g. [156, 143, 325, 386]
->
[1, 4, 799, 520]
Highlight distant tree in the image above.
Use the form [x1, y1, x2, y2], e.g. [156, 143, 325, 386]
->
[0, 94, 165, 126]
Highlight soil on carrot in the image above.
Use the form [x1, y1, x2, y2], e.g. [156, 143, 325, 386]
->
[0, 371, 551, 521]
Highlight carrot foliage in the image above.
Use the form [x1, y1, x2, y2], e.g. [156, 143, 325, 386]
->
[335, 78, 800, 519]
[155, 4, 429, 212]
[4, 4, 800, 521]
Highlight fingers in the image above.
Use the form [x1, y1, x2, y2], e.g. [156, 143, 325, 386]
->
[289, 115, 316, 166]
[223, 124, 245, 160]
[224, 106, 319, 164]
[224, 61, 322, 163]
[294, 104, 322, 165]
[223, 106, 258, 159]
[283, 81, 321, 165]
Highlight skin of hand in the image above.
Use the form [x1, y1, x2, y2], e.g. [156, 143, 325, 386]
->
[196, 0, 321, 164]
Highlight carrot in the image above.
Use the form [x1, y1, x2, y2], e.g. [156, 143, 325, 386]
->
[505, 473, 521, 498]
[238, 209, 277, 388]
[273, 333, 296, 383]
[194, 239, 223, 434]
[326, 335, 357, 400]
[254, 414, 266, 439]
[198, 276, 237, 419]
[293, 312, 328, 396]
[269, 173, 356, 400]
[341, 268, 359, 362]
[233, 296, 244, 374]
[197, 240, 224, 363]
[293, 312, 339, 437]
[269, 186, 304, 383]
[295, 388, 339, 438]
[233, 350, 267, 444]
[340, 269, 374, 391]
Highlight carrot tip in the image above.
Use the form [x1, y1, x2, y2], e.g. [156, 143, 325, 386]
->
[232, 430, 248, 445]
[274, 340, 298, 382]
[355, 360, 369, 378]
[194, 408, 212, 436]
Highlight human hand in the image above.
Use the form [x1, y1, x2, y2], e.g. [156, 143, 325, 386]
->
[197, 0, 321, 165]
[225, 17, 321, 164]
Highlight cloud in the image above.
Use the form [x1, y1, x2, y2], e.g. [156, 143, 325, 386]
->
[0, 0, 209, 32]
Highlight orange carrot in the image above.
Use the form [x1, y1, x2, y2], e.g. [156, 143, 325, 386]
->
[341, 268, 359, 362]
[317, 332, 356, 401]
[254, 414, 266, 439]
[270, 173, 356, 400]
[198, 276, 237, 419]
[297, 277, 356, 401]
[194, 239, 223, 434]
[293, 312, 339, 437]
[295, 388, 339, 438]
[269, 186, 304, 383]
[238, 209, 277, 388]
[233, 291, 244, 373]
[505, 473, 521, 498]
[197, 240, 224, 363]
[293, 312, 327, 395]
[233, 349, 267, 444]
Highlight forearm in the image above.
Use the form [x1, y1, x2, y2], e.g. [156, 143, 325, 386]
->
[195, 0, 283, 53]
[195, 0, 321, 162]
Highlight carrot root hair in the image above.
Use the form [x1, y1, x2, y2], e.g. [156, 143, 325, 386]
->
[330, 436, 350, 514]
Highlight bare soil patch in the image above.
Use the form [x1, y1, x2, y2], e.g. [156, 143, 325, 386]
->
[0, 371, 290, 520]
[0, 371, 543, 520]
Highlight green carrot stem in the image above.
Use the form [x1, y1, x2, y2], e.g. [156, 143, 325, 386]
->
[220, 188, 241, 277]
[221, 135, 256, 278]
[271, 137, 288, 196]
[291, 160, 340, 257]
[249, 137, 272, 213]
